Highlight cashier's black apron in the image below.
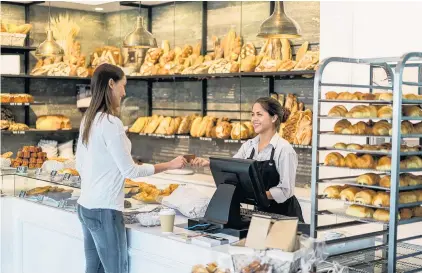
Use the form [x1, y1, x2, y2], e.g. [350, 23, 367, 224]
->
[248, 148, 305, 223]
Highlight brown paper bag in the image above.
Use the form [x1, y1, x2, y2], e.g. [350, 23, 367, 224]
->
[265, 219, 298, 252]
[245, 215, 272, 250]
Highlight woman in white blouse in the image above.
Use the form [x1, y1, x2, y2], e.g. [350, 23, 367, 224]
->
[191, 97, 304, 222]
[76, 63, 187, 273]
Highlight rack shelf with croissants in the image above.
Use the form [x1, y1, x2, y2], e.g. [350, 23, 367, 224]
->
[310, 53, 422, 272]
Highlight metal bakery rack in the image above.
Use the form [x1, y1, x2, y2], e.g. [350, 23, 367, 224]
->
[311, 52, 422, 273]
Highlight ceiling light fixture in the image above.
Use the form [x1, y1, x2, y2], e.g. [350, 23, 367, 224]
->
[257, 1, 301, 39]
[35, 1, 64, 57]
[123, 1, 157, 48]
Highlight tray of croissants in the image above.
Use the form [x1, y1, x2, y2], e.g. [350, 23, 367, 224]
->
[322, 179, 422, 222]
[323, 151, 422, 171]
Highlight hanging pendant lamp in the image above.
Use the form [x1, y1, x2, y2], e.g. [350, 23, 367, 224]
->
[35, 2, 64, 57]
[123, 2, 157, 48]
[257, 1, 301, 39]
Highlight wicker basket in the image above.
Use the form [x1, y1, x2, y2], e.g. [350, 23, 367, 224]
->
[0, 33, 27, 46]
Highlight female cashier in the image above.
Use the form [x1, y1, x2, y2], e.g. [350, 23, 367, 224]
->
[191, 97, 304, 222]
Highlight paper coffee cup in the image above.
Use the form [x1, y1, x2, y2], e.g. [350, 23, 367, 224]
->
[159, 208, 176, 234]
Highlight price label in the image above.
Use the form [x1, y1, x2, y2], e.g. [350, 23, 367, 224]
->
[12, 131, 25, 135]
[50, 170, 57, 178]
[200, 137, 212, 142]
[35, 168, 42, 176]
[16, 166, 28, 174]
[63, 173, 71, 181]
[177, 135, 190, 139]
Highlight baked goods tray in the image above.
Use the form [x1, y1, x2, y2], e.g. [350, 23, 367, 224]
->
[318, 196, 390, 210]
[318, 176, 422, 191]
[317, 164, 390, 173]
[319, 147, 422, 156]
[320, 243, 422, 273]
[319, 99, 422, 105]
[320, 208, 422, 225]
[319, 131, 422, 138]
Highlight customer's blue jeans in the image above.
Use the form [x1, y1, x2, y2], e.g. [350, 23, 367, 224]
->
[77, 204, 128, 273]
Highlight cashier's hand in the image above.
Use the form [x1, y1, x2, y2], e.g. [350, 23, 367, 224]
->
[168, 156, 187, 170]
[190, 157, 210, 168]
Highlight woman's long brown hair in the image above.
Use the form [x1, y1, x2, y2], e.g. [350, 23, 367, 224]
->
[82, 63, 124, 146]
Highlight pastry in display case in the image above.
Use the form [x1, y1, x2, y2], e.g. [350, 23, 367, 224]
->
[36, 115, 72, 130]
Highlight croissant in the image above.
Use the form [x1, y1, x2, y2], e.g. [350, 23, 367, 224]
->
[373, 120, 392, 136]
[378, 143, 392, 151]
[324, 152, 345, 167]
[333, 142, 347, 149]
[346, 105, 377, 118]
[403, 106, 422, 117]
[352, 121, 371, 135]
[413, 122, 422, 134]
[340, 187, 361, 201]
[404, 174, 422, 186]
[354, 189, 377, 205]
[376, 156, 391, 171]
[390, 121, 414, 135]
[337, 92, 359, 101]
[377, 106, 393, 118]
[323, 185, 346, 199]
[328, 105, 348, 117]
[403, 93, 419, 100]
[404, 156, 422, 169]
[345, 153, 359, 168]
[379, 174, 409, 188]
[356, 173, 380, 186]
[376, 93, 393, 101]
[325, 91, 338, 100]
[356, 154, 376, 169]
[346, 205, 374, 218]
[334, 119, 352, 134]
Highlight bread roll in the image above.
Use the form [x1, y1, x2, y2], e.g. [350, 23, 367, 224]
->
[377, 106, 393, 118]
[333, 142, 347, 149]
[372, 120, 392, 136]
[354, 189, 377, 205]
[357, 154, 376, 169]
[243, 122, 256, 138]
[346, 144, 363, 150]
[405, 174, 422, 186]
[403, 106, 422, 117]
[376, 156, 391, 171]
[356, 93, 376, 101]
[379, 174, 409, 188]
[328, 105, 348, 117]
[346, 205, 374, 218]
[337, 92, 359, 101]
[373, 192, 390, 207]
[373, 209, 392, 221]
[346, 105, 376, 118]
[376, 93, 393, 101]
[215, 121, 232, 139]
[405, 156, 422, 169]
[357, 173, 380, 186]
[413, 190, 422, 202]
[412, 206, 422, 217]
[323, 185, 346, 199]
[400, 191, 417, 204]
[334, 119, 352, 134]
[231, 123, 249, 140]
[345, 153, 359, 168]
[324, 152, 345, 167]
[190, 117, 203, 137]
[325, 91, 338, 100]
[351, 121, 371, 135]
[340, 187, 361, 201]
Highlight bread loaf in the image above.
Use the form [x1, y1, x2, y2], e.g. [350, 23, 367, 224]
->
[346, 205, 374, 218]
[296, 41, 309, 62]
[190, 117, 203, 137]
[334, 119, 352, 134]
[413, 122, 422, 133]
[346, 105, 376, 118]
[129, 117, 148, 133]
[399, 191, 417, 204]
[340, 187, 361, 201]
[351, 121, 371, 135]
[379, 174, 409, 188]
[231, 123, 249, 140]
[36, 115, 72, 130]
[215, 121, 232, 139]
[412, 206, 422, 217]
[337, 92, 358, 101]
[202, 117, 216, 138]
[323, 185, 346, 199]
[373, 192, 390, 207]
[405, 174, 422, 186]
[390, 121, 414, 135]
[377, 106, 393, 118]
[376, 156, 391, 171]
[404, 156, 422, 169]
[243, 122, 256, 138]
[177, 115, 195, 135]
[324, 152, 345, 167]
[373, 209, 392, 221]
[403, 106, 422, 117]
[356, 154, 376, 169]
[345, 153, 359, 168]
[376, 93, 393, 101]
[373, 120, 392, 136]
[357, 173, 380, 186]
[328, 105, 348, 117]
[413, 190, 422, 201]
[354, 189, 377, 205]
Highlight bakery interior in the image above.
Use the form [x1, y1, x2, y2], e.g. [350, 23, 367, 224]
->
[1, 1, 422, 272]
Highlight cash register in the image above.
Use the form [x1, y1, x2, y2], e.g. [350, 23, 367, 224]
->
[187, 157, 310, 238]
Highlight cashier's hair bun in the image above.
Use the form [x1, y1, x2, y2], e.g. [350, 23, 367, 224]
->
[254, 97, 289, 130]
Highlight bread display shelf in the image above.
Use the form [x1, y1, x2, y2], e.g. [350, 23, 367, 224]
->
[319, 131, 422, 138]
[0, 46, 36, 53]
[1, 70, 315, 82]
[318, 195, 391, 210]
[15, 173, 81, 189]
[321, 208, 422, 226]
[318, 177, 422, 191]
[1, 129, 79, 135]
[319, 99, 422, 105]
[1, 102, 43, 106]
[319, 147, 422, 157]
[318, 164, 422, 174]
[319, 116, 393, 121]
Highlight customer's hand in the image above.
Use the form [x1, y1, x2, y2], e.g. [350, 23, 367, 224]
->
[190, 157, 210, 168]
[168, 156, 187, 170]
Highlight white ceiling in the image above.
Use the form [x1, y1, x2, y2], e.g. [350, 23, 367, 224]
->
[33, 1, 174, 13]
